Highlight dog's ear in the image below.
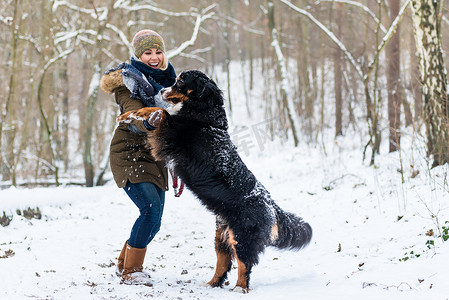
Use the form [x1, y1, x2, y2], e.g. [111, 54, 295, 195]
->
[198, 78, 223, 107]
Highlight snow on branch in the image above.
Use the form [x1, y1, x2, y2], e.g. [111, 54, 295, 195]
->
[112, 2, 216, 59]
[52, 0, 108, 21]
[177, 53, 207, 64]
[362, 0, 411, 83]
[265, 1, 300, 146]
[279, 0, 363, 79]
[42, 48, 75, 72]
[314, 0, 387, 34]
[105, 23, 133, 55]
[115, 0, 199, 17]
[177, 46, 213, 63]
[52, 1, 216, 61]
[221, 10, 265, 36]
[0, 14, 13, 26]
[18, 34, 42, 53]
[280, 0, 410, 83]
[166, 9, 215, 59]
[53, 29, 97, 45]
[270, 26, 301, 138]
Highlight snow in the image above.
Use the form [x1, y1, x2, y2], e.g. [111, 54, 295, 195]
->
[1, 126, 449, 299]
[2, 63, 449, 299]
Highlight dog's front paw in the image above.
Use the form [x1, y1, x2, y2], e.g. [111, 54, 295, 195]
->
[116, 110, 137, 123]
[116, 107, 166, 125]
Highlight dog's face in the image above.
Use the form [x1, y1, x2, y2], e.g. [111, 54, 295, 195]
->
[161, 70, 223, 115]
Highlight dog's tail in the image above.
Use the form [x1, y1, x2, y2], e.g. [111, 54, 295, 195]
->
[271, 205, 312, 250]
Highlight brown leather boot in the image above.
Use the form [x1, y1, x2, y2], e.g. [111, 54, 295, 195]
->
[121, 244, 152, 286]
[115, 241, 128, 277]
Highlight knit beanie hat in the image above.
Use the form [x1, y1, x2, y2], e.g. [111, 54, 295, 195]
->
[132, 30, 165, 58]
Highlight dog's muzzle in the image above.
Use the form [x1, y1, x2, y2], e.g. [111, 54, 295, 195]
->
[161, 87, 174, 102]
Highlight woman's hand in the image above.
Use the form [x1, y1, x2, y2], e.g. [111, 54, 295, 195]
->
[146, 110, 163, 128]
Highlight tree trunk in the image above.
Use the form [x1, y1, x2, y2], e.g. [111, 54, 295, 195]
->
[222, 0, 233, 113]
[387, 0, 401, 152]
[266, 0, 300, 146]
[410, 0, 449, 167]
[302, 19, 314, 138]
[61, 60, 70, 172]
[1, 0, 20, 182]
[83, 62, 101, 187]
[409, 30, 423, 121]
[334, 3, 343, 137]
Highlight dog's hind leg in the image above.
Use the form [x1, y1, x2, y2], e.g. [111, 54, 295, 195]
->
[232, 254, 252, 293]
[230, 224, 270, 293]
[207, 222, 233, 287]
[226, 229, 256, 293]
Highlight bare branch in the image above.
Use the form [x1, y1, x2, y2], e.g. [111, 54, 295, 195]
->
[279, 0, 363, 78]
[0, 14, 13, 26]
[52, 0, 107, 19]
[314, 0, 387, 34]
[105, 23, 133, 55]
[166, 7, 216, 59]
[115, 1, 198, 17]
[363, 0, 411, 83]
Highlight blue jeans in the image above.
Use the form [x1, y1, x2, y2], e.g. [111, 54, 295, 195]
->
[124, 181, 165, 249]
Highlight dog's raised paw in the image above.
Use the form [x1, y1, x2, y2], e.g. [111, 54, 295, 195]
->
[116, 111, 145, 123]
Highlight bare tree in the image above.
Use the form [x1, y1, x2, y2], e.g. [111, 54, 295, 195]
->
[2, 0, 449, 187]
[387, 0, 401, 152]
[410, 0, 449, 167]
[409, 30, 423, 121]
[334, 3, 343, 137]
[0, 0, 19, 182]
[266, 0, 300, 146]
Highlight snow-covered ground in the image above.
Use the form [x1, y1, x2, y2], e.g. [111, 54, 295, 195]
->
[1, 61, 449, 299]
[1, 129, 449, 299]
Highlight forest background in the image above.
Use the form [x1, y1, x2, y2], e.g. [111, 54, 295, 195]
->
[0, 0, 448, 188]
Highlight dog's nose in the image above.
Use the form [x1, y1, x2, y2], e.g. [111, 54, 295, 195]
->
[160, 88, 166, 94]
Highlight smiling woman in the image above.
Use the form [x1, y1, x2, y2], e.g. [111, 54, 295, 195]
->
[132, 30, 169, 71]
[99, 28, 177, 287]
[140, 49, 164, 69]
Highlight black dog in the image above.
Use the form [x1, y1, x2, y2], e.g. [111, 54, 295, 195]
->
[117, 70, 312, 293]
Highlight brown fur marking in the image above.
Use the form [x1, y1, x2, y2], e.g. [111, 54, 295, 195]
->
[234, 253, 249, 291]
[226, 229, 249, 292]
[207, 227, 233, 286]
[270, 223, 279, 243]
[165, 91, 189, 103]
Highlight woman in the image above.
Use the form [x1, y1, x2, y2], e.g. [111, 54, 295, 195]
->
[100, 30, 176, 286]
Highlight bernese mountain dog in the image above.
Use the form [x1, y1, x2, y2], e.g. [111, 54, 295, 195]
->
[117, 70, 312, 293]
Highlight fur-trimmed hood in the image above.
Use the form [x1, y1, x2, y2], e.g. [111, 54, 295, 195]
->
[100, 69, 124, 94]
[100, 61, 171, 109]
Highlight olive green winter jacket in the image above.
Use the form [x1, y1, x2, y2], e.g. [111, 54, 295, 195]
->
[100, 69, 168, 190]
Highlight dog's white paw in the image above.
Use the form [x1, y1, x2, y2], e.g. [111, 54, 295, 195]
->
[231, 286, 249, 294]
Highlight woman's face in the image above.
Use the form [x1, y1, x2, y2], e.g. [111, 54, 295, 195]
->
[139, 48, 164, 69]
